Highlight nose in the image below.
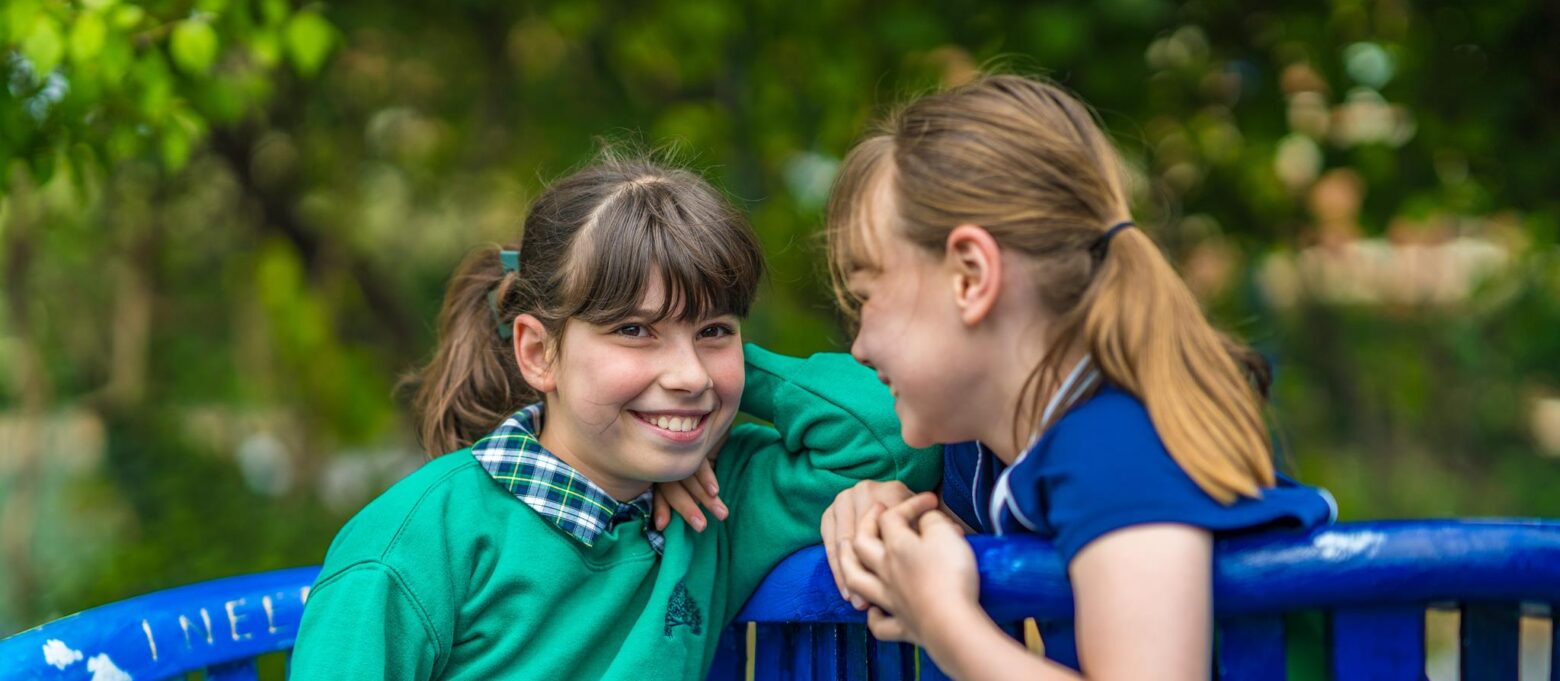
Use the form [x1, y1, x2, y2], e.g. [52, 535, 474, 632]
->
[850, 334, 874, 370]
[659, 337, 714, 394]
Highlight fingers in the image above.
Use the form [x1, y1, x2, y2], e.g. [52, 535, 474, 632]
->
[695, 460, 725, 519]
[652, 492, 671, 532]
[867, 606, 907, 642]
[839, 540, 891, 610]
[898, 491, 940, 516]
[821, 510, 845, 600]
[659, 480, 707, 531]
[853, 505, 889, 574]
[831, 495, 860, 597]
[917, 509, 962, 538]
[877, 500, 920, 549]
[682, 468, 728, 521]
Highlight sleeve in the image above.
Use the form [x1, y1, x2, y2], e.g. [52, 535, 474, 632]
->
[1027, 394, 1331, 565]
[712, 344, 942, 619]
[288, 562, 445, 680]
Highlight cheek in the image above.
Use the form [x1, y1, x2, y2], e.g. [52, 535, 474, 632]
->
[705, 344, 746, 403]
[561, 340, 655, 406]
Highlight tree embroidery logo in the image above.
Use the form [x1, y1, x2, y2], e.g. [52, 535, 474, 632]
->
[664, 580, 703, 636]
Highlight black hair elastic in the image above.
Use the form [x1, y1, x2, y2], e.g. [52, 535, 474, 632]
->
[1088, 221, 1135, 260]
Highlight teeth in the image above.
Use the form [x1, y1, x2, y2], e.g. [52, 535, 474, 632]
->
[643, 413, 699, 432]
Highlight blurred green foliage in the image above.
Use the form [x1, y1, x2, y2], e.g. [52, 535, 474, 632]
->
[1, 0, 1557, 637]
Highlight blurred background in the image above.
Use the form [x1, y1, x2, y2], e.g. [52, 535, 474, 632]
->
[1, 0, 1557, 668]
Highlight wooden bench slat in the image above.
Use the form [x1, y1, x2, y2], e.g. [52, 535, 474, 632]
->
[1217, 614, 1286, 681]
[867, 638, 912, 680]
[1036, 619, 1080, 670]
[707, 624, 746, 681]
[755, 623, 793, 680]
[1331, 606, 1425, 681]
[1460, 603, 1519, 681]
[1550, 608, 1558, 681]
[842, 624, 870, 681]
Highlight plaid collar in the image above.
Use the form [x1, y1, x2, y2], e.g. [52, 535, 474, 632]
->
[471, 404, 664, 554]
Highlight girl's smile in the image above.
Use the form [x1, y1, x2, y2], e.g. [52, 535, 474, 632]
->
[629, 409, 712, 443]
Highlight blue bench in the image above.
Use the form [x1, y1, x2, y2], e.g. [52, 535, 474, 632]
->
[3, 520, 1557, 679]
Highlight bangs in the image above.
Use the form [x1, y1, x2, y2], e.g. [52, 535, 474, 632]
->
[561, 176, 764, 326]
[826, 135, 896, 318]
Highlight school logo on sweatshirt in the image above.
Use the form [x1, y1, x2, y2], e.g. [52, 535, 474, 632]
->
[664, 580, 703, 636]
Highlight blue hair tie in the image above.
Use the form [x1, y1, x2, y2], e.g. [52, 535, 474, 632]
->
[1089, 221, 1135, 260]
[490, 249, 521, 340]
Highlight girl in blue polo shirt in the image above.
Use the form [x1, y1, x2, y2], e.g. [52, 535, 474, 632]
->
[816, 74, 1335, 679]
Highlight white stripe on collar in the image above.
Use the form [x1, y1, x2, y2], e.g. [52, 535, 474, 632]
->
[988, 356, 1100, 535]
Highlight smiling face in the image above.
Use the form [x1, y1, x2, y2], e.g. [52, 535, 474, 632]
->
[523, 277, 745, 500]
[841, 171, 999, 450]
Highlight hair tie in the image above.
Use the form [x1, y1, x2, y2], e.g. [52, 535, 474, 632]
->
[1089, 221, 1135, 260]
[490, 249, 521, 340]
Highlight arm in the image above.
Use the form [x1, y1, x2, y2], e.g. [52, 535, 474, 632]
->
[849, 504, 1212, 681]
[289, 562, 444, 680]
[715, 344, 941, 616]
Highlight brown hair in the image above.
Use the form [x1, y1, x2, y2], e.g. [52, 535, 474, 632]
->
[403, 156, 764, 457]
[827, 75, 1274, 503]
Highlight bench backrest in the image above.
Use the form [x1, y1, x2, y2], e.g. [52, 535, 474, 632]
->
[3, 520, 1557, 680]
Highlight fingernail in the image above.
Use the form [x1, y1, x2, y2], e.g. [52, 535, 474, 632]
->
[851, 595, 866, 610]
[707, 482, 719, 496]
[840, 587, 850, 600]
[692, 517, 706, 531]
[715, 502, 728, 518]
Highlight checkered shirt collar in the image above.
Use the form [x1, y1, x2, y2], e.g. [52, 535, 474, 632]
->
[471, 403, 664, 554]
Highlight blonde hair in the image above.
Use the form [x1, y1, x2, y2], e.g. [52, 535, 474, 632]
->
[827, 75, 1274, 503]
[402, 156, 764, 457]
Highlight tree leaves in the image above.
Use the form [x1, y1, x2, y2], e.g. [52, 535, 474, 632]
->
[284, 11, 334, 77]
[170, 19, 220, 76]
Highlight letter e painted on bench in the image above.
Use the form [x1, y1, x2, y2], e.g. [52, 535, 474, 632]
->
[226, 599, 253, 642]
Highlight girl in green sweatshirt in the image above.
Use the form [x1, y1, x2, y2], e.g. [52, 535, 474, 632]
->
[288, 156, 939, 679]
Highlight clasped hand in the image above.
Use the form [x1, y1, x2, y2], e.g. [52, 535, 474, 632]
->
[821, 481, 982, 647]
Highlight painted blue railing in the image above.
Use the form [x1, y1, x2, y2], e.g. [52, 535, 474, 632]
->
[3, 520, 1558, 679]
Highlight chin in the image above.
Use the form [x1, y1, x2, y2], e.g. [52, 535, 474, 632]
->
[641, 455, 709, 484]
[897, 419, 939, 449]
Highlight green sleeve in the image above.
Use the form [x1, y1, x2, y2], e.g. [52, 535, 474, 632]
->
[289, 562, 446, 680]
[714, 343, 941, 620]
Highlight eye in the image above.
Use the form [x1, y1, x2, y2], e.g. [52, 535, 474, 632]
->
[614, 324, 651, 338]
[698, 323, 736, 339]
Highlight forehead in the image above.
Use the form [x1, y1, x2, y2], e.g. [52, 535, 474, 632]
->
[622, 273, 735, 321]
[839, 164, 902, 275]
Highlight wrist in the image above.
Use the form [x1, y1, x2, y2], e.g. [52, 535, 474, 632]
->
[920, 596, 999, 671]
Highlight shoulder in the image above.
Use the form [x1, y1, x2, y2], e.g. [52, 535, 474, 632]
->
[1033, 385, 1175, 485]
[1050, 385, 1163, 453]
[321, 452, 503, 573]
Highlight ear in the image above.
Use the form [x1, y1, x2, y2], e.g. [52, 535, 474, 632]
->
[512, 314, 557, 393]
[945, 224, 1003, 327]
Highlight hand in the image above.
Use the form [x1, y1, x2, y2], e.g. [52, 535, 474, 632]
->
[652, 458, 727, 532]
[843, 500, 978, 648]
[821, 481, 928, 608]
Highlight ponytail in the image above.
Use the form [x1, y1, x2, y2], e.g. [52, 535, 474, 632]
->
[1067, 228, 1274, 503]
[399, 245, 533, 457]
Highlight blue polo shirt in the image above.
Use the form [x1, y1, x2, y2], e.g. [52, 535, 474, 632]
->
[942, 383, 1336, 564]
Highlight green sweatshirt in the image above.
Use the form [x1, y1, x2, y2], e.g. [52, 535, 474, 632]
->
[289, 346, 939, 679]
